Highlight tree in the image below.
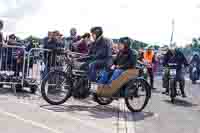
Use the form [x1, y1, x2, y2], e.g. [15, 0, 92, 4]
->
[191, 38, 200, 48]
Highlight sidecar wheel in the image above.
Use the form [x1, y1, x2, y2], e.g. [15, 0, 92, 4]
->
[125, 79, 150, 112]
[93, 95, 113, 105]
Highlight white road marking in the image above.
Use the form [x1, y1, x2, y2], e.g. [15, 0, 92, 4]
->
[0, 109, 62, 133]
[118, 100, 136, 133]
[2, 98, 108, 133]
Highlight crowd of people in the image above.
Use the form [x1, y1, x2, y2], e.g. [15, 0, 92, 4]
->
[0, 19, 200, 97]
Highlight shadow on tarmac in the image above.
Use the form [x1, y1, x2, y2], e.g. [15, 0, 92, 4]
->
[163, 99, 198, 107]
[0, 88, 33, 98]
[132, 111, 155, 121]
[40, 104, 155, 121]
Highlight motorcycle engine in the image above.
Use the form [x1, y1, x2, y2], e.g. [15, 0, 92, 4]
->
[73, 78, 90, 99]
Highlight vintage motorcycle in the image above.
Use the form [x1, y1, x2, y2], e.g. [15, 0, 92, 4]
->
[41, 50, 151, 112]
[165, 63, 185, 103]
[189, 62, 199, 84]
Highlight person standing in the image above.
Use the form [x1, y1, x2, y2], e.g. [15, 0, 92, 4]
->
[0, 20, 4, 47]
[66, 28, 81, 51]
[143, 47, 156, 89]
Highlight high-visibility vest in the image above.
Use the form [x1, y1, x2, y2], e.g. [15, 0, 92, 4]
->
[144, 51, 154, 63]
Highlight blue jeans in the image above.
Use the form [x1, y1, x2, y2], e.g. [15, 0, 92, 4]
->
[108, 69, 124, 84]
[88, 62, 97, 82]
[98, 69, 124, 84]
[97, 70, 109, 84]
[88, 60, 107, 82]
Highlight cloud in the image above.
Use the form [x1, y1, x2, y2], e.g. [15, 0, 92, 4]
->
[1, 0, 200, 45]
[0, 0, 43, 33]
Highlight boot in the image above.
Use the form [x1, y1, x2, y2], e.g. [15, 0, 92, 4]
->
[179, 80, 186, 98]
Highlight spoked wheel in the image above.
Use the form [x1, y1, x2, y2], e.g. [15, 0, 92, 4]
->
[93, 95, 113, 105]
[41, 71, 72, 105]
[125, 79, 151, 112]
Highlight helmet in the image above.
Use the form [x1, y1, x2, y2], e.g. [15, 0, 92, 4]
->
[119, 37, 131, 48]
[90, 26, 103, 38]
[0, 20, 3, 30]
[9, 34, 16, 40]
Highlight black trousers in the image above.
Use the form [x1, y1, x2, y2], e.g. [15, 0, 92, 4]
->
[162, 70, 185, 95]
[147, 68, 154, 88]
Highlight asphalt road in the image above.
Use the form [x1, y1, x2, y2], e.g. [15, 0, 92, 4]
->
[0, 79, 200, 133]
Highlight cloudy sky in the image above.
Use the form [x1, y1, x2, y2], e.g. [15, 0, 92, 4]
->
[0, 0, 200, 45]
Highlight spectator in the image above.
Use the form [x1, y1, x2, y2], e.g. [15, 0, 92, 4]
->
[143, 47, 156, 89]
[0, 20, 4, 47]
[112, 43, 119, 55]
[7, 34, 24, 77]
[138, 48, 144, 62]
[26, 37, 40, 52]
[43, 31, 58, 78]
[73, 32, 91, 53]
[43, 31, 65, 78]
[66, 28, 81, 51]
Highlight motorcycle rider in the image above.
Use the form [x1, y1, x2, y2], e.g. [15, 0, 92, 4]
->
[143, 47, 156, 89]
[190, 53, 200, 65]
[162, 47, 188, 97]
[189, 53, 200, 83]
[88, 26, 113, 82]
[97, 37, 137, 84]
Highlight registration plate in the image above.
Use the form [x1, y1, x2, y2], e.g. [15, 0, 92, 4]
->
[192, 68, 197, 72]
[170, 69, 176, 76]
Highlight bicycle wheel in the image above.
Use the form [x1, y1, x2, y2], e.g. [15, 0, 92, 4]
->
[41, 70, 72, 105]
[125, 79, 151, 112]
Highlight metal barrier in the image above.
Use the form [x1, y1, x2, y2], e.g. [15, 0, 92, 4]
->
[0, 44, 26, 93]
[26, 48, 67, 86]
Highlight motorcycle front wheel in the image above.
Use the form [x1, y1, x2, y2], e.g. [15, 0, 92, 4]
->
[41, 71, 72, 105]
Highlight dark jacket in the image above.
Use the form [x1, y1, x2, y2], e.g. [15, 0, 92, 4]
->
[164, 50, 188, 70]
[138, 52, 144, 61]
[43, 37, 64, 67]
[0, 32, 3, 43]
[66, 36, 81, 51]
[77, 40, 88, 53]
[190, 54, 200, 66]
[89, 36, 113, 68]
[163, 50, 174, 67]
[0, 32, 3, 47]
[114, 48, 135, 70]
